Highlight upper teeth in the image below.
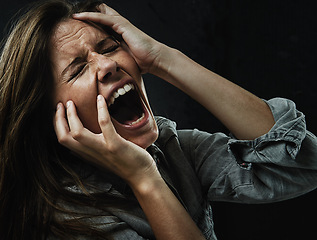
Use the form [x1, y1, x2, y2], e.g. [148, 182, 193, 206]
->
[108, 83, 135, 106]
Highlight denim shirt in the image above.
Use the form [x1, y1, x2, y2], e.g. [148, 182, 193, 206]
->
[50, 98, 317, 240]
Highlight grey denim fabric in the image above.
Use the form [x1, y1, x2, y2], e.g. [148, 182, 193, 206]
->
[49, 98, 317, 240]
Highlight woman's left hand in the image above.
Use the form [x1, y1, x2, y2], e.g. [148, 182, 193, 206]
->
[73, 3, 164, 74]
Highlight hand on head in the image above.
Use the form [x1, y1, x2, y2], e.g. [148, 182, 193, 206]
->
[73, 3, 163, 74]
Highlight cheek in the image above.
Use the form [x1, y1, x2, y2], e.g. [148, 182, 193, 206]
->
[117, 51, 141, 81]
[55, 82, 101, 133]
[72, 86, 100, 133]
[118, 52, 147, 97]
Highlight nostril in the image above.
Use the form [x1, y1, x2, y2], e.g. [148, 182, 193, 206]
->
[116, 67, 120, 72]
[103, 72, 112, 81]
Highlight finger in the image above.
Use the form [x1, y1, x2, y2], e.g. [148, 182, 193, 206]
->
[65, 100, 84, 134]
[96, 3, 119, 15]
[97, 95, 118, 139]
[54, 102, 85, 149]
[66, 100, 105, 149]
[72, 12, 117, 27]
[54, 102, 77, 146]
[66, 101, 94, 141]
[54, 102, 70, 142]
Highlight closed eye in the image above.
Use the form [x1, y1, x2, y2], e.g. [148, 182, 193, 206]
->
[101, 43, 120, 55]
[64, 37, 120, 82]
[97, 36, 120, 55]
[69, 64, 86, 81]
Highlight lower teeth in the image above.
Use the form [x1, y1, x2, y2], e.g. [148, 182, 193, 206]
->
[129, 113, 145, 125]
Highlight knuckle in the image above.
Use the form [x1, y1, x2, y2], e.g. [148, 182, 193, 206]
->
[57, 134, 69, 146]
[99, 3, 107, 10]
[106, 141, 120, 154]
[71, 129, 83, 141]
[99, 116, 110, 126]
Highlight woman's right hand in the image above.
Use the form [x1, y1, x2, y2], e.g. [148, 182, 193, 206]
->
[53, 95, 160, 188]
[54, 96, 206, 240]
[73, 3, 166, 75]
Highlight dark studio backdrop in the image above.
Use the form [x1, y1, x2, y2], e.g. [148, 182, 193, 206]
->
[1, 0, 316, 239]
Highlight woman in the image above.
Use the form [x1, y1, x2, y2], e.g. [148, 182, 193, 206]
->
[0, 0, 316, 239]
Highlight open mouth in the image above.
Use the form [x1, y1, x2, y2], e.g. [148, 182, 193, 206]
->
[108, 82, 146, 126]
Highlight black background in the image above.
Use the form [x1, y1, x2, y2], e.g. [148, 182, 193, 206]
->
[1, 0, 316, 239]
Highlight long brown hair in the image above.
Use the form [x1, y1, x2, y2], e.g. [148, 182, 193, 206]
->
[0, 1, 131, 239]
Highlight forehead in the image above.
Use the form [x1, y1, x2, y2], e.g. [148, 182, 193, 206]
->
[51, 19, 109, 56]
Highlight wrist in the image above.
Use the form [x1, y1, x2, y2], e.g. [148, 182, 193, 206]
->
[128, 169, 164, 197]
[148, 43, 178, 78]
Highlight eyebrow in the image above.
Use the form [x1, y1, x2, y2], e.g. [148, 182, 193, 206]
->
[60, 37, 115, 79]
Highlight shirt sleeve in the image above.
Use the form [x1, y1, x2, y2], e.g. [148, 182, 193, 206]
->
[179, 98, 317, 203]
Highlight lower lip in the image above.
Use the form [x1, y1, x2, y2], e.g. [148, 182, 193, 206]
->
[111, 99, 150, 130]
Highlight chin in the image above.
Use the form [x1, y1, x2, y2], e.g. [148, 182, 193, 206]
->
[114, 114, 159, 149]
[130, 128, 159, 149]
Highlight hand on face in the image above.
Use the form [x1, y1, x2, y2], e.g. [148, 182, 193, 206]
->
[54, 96, 158, 186]
[73, 3, 163, 74]
[51, 5, 159, 181]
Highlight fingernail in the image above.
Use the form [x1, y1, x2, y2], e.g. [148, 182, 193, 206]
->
[56, 102, 62, 110]
[97, 95, 103, 101]
[72, 13, 82, 18]
[66, 100, 72, 108]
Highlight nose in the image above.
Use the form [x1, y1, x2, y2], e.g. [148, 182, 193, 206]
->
[90, 52, 119, 83]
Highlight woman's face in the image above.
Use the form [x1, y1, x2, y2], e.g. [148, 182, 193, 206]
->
[50, 19, 158, 148]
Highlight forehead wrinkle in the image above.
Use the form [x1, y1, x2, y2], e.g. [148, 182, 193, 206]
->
[52, 20, 107, 58]
[51, 20, 110, 82]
